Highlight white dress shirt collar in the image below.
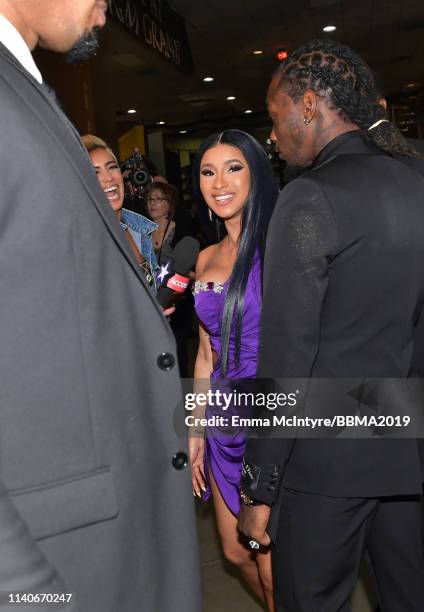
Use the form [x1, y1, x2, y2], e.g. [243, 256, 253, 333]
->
[0, 14, 42, 83]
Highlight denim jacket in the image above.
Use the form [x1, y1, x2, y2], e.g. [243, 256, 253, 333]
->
[120, 208, 159, 290]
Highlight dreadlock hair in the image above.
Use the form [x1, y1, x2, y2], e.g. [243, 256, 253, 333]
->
[193, 130, 279, 376]
[274, 39, 419, 158]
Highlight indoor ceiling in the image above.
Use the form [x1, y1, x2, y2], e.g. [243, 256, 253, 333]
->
[90, 0, 424, 139]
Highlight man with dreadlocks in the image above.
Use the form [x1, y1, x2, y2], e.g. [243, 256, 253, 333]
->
[238, 39, 424, 610]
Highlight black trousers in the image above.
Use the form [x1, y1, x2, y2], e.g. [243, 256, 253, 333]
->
[273, 489, 424, 611]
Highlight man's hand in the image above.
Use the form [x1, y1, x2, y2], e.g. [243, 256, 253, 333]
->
[238, 504, 271, 547]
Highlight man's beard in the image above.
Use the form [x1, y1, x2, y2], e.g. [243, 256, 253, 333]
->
[65, 29, 100, 64]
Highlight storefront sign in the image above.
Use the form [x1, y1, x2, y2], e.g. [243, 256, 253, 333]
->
[108, 0, 194, 72]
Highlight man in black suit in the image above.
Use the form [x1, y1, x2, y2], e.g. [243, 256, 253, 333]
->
[238, 40, 424, 611]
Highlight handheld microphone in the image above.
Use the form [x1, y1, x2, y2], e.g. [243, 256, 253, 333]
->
[157, 236, 200, 308]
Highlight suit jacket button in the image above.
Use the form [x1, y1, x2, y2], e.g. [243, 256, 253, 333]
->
[172, 452, 188, 470]
[157, 352, 175, 371]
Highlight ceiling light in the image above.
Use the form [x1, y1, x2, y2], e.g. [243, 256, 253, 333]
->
[244, 109, 253, 114]
[226, 96, 236, 101]
[179, 130, 187, 134]
[203, 76, 214, 82]
[127, 109, 137, 114]
[157, 121, 165, 125]
[253, 50, 263, 55]
[323, 25, 336, 32]
[405, 83, 417, 88]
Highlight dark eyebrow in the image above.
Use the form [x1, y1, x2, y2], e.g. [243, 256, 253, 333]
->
[93, 160, 118, 168]
[200, 158, 244, 169]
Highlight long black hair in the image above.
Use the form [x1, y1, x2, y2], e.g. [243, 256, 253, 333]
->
[193, 130, 279, 376]
[274, 39, 419, 158]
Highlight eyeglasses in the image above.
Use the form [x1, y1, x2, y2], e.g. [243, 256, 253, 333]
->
[147, 197, 168, 203]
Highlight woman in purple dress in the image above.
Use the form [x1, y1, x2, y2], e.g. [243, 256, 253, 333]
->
[190, 130, 278, 609]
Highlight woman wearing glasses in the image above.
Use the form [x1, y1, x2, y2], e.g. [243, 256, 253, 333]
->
[146, 182, 197, 377]
[145, 183, 178, 267]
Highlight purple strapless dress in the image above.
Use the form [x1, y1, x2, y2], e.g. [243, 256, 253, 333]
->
[193, 255, 261, 515]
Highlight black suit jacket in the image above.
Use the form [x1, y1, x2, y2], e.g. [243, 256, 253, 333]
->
[245, 131, 424, 504]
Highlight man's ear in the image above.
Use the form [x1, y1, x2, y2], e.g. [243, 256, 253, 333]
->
[378, 97, 388, 112]
[303, 90, 318, 123]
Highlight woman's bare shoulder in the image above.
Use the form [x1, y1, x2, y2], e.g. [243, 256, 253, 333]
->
[196, 243, 220, 276]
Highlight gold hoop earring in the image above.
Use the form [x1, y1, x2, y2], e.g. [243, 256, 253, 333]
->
[208, 208, 213, 222]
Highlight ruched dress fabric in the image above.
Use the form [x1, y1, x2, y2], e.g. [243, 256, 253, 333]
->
[193, 254, 261, 515]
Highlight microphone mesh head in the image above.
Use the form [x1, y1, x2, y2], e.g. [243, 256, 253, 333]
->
[173, 236, 200, 275]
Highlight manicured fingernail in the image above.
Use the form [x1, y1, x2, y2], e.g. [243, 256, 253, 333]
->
[201, 485, 206, 492]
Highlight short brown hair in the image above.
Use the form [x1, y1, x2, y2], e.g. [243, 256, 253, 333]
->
[146, 182, 179, 219]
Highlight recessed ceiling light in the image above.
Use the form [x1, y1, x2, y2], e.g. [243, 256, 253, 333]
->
[244, 109, 253, 114]
[157, 121, 165, 125]
[226, 96, 236, 101]
[253, 50, 263, 55]
[323, 25, 336, 32]
[179, 130, 187, 134]
[127, 109, 137, 114]
[203, 76, 214, 82]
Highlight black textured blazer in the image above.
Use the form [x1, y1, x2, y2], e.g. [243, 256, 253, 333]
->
[246, 131, 424, 502]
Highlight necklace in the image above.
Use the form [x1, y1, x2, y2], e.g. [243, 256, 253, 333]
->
[153, 219, 172, 253]
[153, 230, 165, 249]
